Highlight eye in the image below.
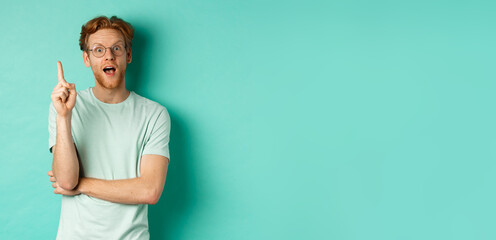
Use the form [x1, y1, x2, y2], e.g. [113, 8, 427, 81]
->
[113, 46, 122, 51]
[95, 47, 104, 53]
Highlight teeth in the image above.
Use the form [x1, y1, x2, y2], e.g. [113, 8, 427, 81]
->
[103, 67, 115, 74]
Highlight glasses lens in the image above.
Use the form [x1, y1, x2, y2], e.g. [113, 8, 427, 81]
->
[93, 46, 105, 58]
[111, 45, 124, 56]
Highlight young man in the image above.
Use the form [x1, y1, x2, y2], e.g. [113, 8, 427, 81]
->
[48, 16, 170, 239]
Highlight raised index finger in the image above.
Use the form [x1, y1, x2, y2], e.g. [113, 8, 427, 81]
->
[57, 61, 66, 83]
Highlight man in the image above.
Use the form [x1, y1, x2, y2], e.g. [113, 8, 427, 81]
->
[48, 16, 170, 239]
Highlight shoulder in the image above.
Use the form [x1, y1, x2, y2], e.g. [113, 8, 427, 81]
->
[132, 92, 170, 117]
[75, 87, 92, 100]
[133, 92, 168, 112]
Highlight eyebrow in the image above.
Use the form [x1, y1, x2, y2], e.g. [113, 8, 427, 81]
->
[91, 40, 125, 46]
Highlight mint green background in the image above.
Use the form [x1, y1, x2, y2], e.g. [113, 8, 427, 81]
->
[1, 0, 495, 239]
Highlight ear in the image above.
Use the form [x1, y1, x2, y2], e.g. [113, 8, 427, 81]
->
[83, 51, 91, 67]
[126, 48, 132, 64]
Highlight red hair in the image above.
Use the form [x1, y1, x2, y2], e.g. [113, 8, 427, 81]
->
[79, 16, 134, 51]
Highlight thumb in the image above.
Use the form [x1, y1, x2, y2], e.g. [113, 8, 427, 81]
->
[67, 83, 77, 106]
[68, 83, 76, 95]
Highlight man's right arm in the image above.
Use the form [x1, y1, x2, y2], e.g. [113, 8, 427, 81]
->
[52, 113, 79, 190]
[50, 61, 79, 190]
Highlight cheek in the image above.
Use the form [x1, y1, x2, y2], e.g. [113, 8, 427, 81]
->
[119, 60, 128, 71]
[91, 64, 103, 75]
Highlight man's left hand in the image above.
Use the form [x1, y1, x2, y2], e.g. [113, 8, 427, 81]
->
[48, 170, 81, 196]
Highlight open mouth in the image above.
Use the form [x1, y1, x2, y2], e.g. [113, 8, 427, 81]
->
[103, 66, 116, 76]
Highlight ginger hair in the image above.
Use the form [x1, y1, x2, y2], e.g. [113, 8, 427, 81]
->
[79, 16, 134, 52]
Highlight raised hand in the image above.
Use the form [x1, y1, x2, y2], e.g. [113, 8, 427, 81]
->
[51, 61, 77, 116]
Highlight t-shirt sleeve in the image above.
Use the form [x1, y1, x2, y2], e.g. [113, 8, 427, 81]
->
[142, 107, 171, 161]
[48, 102, 57, 153]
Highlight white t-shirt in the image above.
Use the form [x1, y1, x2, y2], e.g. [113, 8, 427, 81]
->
[48, 87, 171, 240]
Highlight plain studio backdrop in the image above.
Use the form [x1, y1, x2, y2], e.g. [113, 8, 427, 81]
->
[1, 0, 495, 239]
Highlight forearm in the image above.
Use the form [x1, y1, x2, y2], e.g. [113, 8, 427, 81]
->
[52, 113, 79, 190]
[77, 177, 156, 205]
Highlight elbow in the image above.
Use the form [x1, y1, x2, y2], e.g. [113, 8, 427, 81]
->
[58, 179, 79, 191]
[53, 170, 79, 190]
[147, 198, 159, 205]
[145, 189, 162, 205]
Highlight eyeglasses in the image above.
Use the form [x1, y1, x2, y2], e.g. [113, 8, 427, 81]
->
[87, 44, 126, 58]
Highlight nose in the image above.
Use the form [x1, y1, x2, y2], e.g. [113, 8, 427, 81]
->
[104, 47, 115, 60]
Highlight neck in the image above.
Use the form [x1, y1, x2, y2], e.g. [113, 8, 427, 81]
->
[92, 83, 130, 104]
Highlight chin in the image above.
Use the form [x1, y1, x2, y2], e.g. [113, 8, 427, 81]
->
[95, 74, 124, 89]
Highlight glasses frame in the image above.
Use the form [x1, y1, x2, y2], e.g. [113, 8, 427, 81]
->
[87, 44, 127, 58]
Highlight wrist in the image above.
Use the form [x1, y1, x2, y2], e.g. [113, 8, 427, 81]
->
[76, 177, 86, 194]
[57, 112, 72, 120]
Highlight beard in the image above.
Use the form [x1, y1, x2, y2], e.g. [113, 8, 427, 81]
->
[94, 70, 125, 89]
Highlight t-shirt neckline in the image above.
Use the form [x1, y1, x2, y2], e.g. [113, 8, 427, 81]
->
[90, 87, 134, 106]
